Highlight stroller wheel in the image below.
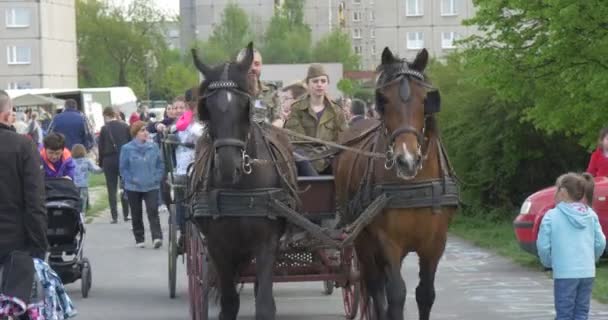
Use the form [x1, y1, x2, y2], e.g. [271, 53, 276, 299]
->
[81, 257, 92, 298]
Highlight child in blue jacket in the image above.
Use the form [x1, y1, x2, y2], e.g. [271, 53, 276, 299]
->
[537, 172, 606, 320]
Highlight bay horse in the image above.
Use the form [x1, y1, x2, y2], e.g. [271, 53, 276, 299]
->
[189, 43, 298, 320]
[334, 47, 458, 320]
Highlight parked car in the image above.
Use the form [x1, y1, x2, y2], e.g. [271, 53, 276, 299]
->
[513, 176, 608, 255]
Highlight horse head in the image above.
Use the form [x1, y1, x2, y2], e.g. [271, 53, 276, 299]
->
[375, 47, 440, 180]
[192, 42, 255, 186]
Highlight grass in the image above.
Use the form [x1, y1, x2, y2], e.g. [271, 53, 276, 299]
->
[88, 173, 106, 189]
[450, 211, 608, 303]
[85, 174, 108, 222]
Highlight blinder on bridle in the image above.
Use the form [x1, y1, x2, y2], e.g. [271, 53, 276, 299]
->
[375, 61, 442, 172]
[200, 63, 255, 174]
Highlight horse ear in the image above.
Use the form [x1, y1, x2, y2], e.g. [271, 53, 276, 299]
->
[381, 47, 394, 65]
[411, 49, 429, 72]
[238, 42, 255, 71]
[191, 49, 211, 77]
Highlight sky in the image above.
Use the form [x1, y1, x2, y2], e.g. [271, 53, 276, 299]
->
[112, 0, 179, 17]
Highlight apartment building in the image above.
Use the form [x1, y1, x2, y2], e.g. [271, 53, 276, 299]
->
[180, 0, 476, 70]
[0, 0, 77, 90]
[180, 0, 342, 52]
[345, 0, 476, 69]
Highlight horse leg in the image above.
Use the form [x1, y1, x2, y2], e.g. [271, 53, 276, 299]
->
[209, 246, 240, 320]
[415, 247, 444, 320]
[383, 244, 405, 320]
[254, 231, 279, 320]
[357, 234, 388, 320]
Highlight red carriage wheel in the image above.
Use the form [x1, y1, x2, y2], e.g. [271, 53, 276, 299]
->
[187, 222, 210, 320]
[341, 248, 360, 319]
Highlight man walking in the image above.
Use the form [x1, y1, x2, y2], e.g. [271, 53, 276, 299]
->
[48, 99, 94, 150]
[0, 90, 48, 260]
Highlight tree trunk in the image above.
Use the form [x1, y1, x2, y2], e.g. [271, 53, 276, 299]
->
[118, 64, 127, 86]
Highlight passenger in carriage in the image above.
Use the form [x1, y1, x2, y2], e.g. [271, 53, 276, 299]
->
[273, 80, 307, 127]
[235, 47, 281, 124]
[173, 89, 205, 253]
[284, 63, 348, 175]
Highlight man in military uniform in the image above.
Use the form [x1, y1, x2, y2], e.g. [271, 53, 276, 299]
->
[284, 63, 348, 175]
[235, 48, 280, 124]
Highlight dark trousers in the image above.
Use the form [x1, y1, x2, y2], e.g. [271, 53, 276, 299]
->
[127, 190, 163, 243]
[174, 187, 186, 233]
[102, 156, 129, 221]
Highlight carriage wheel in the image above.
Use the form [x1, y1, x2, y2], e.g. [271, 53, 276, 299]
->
[81, 258, 92, 298]
[342, 249, 359, 319]
[187, 222, 209, 320]
[168, 204, 178, 299]
[323, 280, 335, 295]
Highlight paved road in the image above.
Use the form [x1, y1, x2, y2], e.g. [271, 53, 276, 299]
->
[68, 209, 608, 320]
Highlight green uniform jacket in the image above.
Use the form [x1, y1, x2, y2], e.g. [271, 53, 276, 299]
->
[251, 81, 280, 124]
[284, 94, 348, 173]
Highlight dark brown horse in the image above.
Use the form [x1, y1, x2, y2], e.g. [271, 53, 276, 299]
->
[190, 43, 298, 320]
[334, 47, 458, 320]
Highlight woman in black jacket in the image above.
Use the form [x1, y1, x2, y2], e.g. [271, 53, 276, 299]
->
[98, 107, 131, 223]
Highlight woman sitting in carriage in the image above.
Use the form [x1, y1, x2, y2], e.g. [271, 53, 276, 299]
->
[167, 88, 205, 252]
[284, 64, 348, 176]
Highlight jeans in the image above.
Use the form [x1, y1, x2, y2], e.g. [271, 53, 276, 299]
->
[294, 148, 318, 176]
[78, 187, 89, 214]
[102, 156, 129, 221]
[554, 277, 594, 320]
[127, 190, 163, 244]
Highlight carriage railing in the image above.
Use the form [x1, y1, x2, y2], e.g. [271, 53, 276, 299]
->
[159, 131, 194, 191]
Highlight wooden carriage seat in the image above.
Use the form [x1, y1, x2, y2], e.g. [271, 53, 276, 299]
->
[296, 175, 335, 220]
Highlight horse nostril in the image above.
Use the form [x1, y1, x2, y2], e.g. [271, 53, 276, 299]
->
[396, 155, 408, 167]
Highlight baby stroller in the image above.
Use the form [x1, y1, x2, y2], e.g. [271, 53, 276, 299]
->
[45, 178, 92, 298]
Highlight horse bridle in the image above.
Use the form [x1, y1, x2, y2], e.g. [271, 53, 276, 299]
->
[376, 63, 435, 172]
[202, 63, 254, 174]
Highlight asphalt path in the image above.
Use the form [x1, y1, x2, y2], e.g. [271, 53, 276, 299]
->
[67, 208, 608, 320]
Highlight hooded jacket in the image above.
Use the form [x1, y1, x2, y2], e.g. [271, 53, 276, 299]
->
[40, 148, 75, 180]
[119, 140, 164, 192]
[537, 202, 606, 279]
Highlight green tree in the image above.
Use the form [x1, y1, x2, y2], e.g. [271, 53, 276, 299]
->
[312, 30, 360, 70]
[77, 0, 166, 97]
[193, 3, 252, 65]
[462, 1, 608, 149]
[260, 1, 312, 63]
[429, 56, 587, 209]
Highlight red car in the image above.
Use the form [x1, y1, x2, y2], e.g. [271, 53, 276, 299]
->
[514, 176, 608, 255]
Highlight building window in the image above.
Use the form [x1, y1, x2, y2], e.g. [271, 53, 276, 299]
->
[354, 45, 362, 55]
[369, 11, 375, 21]
[353, 0, 361, 4]
[370, 28, 375, 38]
[7, 81, 31, 89]
[6, 46, 31, 65]
[353, 11, 361, 22]
[406, 32, 424, 49]
[370, 46, 376, 55]
[353, 28, 361, 39]
[406, 0, 423, 16]
[441, 0, 458, 16]
[7, 82, 18, 90]
[441, 32, 459, 49]
[5, 8, 30, 28]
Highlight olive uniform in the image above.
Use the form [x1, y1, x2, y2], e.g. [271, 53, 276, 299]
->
[284, 94, 347, 173]
[251, 80, 280, 124]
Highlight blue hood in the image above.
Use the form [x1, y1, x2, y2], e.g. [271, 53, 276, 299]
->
[556, 202, 593, 229]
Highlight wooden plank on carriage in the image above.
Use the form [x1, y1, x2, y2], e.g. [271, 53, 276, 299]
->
[270, 199, 341, 248]
[342, 194, 391, 246]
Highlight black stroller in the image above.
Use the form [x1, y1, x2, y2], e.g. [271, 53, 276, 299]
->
[45, 178, 92, 298]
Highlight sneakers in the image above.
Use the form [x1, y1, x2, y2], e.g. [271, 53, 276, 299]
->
[110, 219, 118, 224]
[135, 242, 145, 248]
[153, 239, 163, 249]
